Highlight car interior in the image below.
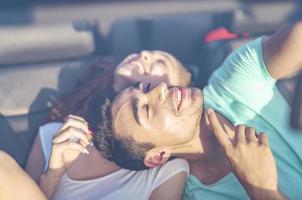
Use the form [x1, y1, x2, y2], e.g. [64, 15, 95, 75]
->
[0, 0, 301, 167]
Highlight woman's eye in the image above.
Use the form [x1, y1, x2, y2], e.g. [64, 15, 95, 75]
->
[133, 81, 141, 89]
[157, 60, 166, 67]
[144, 83, 151, 93]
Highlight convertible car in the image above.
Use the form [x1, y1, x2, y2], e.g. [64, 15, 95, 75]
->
[0, 0, 301, 168]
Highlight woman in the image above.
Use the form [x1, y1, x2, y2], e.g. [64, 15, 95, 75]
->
[23, 50, 192, 200]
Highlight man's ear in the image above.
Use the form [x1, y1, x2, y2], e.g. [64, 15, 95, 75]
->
[144, 147, 171, 168]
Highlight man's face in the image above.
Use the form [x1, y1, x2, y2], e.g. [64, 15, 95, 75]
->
[111, 82, 203, 147]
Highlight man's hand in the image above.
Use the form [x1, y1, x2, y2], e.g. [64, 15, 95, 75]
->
[206, 108, 287, 200]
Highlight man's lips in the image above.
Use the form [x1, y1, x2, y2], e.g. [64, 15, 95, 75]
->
[167, 86, 201, 115]
[171, 87, 188, 112]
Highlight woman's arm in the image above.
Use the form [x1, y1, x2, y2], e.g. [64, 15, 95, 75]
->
[0, 150, 46, 200]
[25, 134, 45, 183]
[149, 171, 187, 200]
[39, 169, 65, 200]
[25, 127, 66, 199]
[25, 129, 64, 199]
[39, 115, 91, 199]
[26, 115, 91, 199]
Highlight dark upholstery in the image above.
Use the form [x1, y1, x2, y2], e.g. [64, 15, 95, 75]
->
[0, 58, 95, 166]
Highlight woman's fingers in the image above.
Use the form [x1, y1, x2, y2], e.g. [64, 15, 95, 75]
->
[206, 108, 231, 149]
[53, 141, 89, 155]
[65, 141, 89, 154]
[53, 127, 91, 146]
[65, 114, 87, 124]
[60, 117, 89, 134]
[53, 115, 91, 145]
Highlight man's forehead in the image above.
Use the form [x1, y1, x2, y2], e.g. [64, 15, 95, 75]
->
[112, 88, 132, 115]
[111, 88, 144, 139]
[111, 87, 143, 128]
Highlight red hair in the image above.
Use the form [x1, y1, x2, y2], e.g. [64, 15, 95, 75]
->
[49, 57, 117, 122]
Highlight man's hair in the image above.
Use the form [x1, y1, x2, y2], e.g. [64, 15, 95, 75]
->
[86, 89, 155, 170]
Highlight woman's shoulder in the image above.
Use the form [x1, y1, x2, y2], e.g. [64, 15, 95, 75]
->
[157, 158, 189, 175]
[146, 158, 189, 192]
[148, 158, 189, 181]
[38, 122, 64, 143]
[39, 121, 63, 133]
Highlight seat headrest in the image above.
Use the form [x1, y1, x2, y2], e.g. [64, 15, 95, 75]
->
[0, 24, 95, 65]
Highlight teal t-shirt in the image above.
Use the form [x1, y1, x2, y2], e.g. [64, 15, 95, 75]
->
[183, 37, 302, 200]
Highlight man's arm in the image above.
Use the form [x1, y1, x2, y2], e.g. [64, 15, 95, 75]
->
[149, 171, 187, 200]
[263, 21, 302, 80]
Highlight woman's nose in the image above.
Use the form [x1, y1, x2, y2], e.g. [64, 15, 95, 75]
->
[140, 50, 152, 73]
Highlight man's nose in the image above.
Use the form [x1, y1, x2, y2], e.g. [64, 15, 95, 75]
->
[147, 82, 167, 102]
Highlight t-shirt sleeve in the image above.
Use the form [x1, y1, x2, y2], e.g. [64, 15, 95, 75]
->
[149, 158, 189, 192]
[206, 37, 277, 112]
[39, 122, 63, 172]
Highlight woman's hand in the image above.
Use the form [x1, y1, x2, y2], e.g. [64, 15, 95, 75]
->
[206, 108, 287, 200]
[40, 115, 92, 199]
[47, 115, 92, 177]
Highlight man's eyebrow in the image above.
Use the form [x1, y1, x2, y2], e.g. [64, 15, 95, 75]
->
[131, 97, 141, 126]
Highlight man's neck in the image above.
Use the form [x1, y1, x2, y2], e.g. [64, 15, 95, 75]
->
[187, 111, 235, 185]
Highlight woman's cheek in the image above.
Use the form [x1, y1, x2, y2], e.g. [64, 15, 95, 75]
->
[151, 64, 165, 76]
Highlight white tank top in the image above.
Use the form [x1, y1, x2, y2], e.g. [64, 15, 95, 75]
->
[39, 122, 189, 200]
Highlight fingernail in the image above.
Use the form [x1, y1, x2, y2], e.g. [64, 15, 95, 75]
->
[207, 108, 213, 115]
[87, 128, 95, 136]
[83, 149, 89, 154]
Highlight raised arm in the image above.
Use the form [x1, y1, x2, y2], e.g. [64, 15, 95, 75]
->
[263, 20, 302, 80]
[27, 116, 91, 199]
[39, 115, 91, 199]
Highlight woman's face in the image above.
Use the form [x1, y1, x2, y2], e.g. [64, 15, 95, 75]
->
[113, 50, 192, 92]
